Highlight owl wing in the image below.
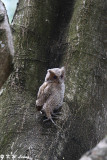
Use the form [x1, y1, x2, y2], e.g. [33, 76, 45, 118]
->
[36, 82, 51, 107]
[37, 82, 48, 98]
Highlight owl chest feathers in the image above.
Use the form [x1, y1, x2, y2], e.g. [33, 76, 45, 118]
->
[49, 82, 65, 107]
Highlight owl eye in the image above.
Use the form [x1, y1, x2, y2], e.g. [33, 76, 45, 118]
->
[53, 75, 57, 79]
[61, 74, 63, 78]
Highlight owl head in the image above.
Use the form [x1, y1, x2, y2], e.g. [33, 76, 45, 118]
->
[45, 67, 65, 84]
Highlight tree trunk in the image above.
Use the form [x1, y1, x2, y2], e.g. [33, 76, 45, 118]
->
[80, 136, 107, 160]
[62, 0, 107, 159]
[0, 1, 14, 89]
[0, 0, 107, 160]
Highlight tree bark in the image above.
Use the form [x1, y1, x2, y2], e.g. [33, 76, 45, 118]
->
[80, 136, 107, 160]
[0, 0, 107, 160]
[0, 0, 73, 159]
[0, 1, 14, 89]
[62, 0, 107, 159]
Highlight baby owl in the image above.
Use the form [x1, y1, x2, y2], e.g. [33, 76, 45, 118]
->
[36, 67, 65, 124]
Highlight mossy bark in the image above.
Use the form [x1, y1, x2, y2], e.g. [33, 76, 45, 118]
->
[0, 0, 73, 159]
[62, 0, 107, 159]
[0, 0, 107, 160]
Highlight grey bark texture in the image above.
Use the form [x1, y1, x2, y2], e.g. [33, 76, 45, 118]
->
[80, 136, 107, 160]
[0, 1, 14, 89]
[0, 0, 107, 160]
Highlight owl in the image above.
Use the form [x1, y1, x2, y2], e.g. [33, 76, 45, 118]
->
[36, 67, 65, 124]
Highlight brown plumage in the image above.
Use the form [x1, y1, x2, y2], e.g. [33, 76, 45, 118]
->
[36, 67, 65, 123]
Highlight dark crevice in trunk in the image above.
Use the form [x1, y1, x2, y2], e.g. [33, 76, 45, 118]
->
[48, 0, 74, 68]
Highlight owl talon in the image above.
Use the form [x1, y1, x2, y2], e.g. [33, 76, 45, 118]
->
[43, 118, 50, 122]
[52, 112, 62, 116]
[43, 117, 55, 124]
[50, 118, 62, 130]
[52, 116, 59, 119]
[43, 116, 56, 124]
[50, 118, 56, 125]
